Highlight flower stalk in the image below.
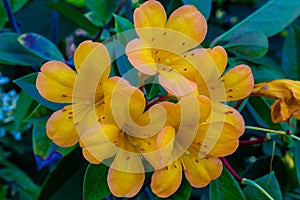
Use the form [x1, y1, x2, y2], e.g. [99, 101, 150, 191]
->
[3, 0, 20, 34]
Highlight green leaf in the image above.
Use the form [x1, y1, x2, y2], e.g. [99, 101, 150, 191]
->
[13, 73, 66, 110]
[83, 163, 110, 200]
[181, 0, 212, 20]
[24, 104, 54, 126]
[0, 32, 45, 66]
[18, 33, 64, 61]
[0, 185, 8, 200]
[114, 14, 136, 44]
[0, 162, 40, 200]
[10, 0, 28, 12]
[294, 141, 300, 183]
[224, 31, 269, 58]
[12, 91, 38, 132]
[210, 167, 246, 200]
[85, 0, 122, 25]
[281, 151, 299, 191]
[32, 125, 76, 170]
[38, 147, 87, 200]
[243, 172, 282, 200]
[214, 0, 300, 42]
[0, 2, 7, 31]
[251, 64, 285, 83]
[47, 1, 99, 34]
[282, 25, 300, 80]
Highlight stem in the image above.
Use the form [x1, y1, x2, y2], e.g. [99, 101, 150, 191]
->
[245, 126, 286, 135]
[290, 134, 300, 142]
[220, 157, 243, 182]
[3, 0, 20, 34]
[239, 136, 268, 145]
[52, 9, 59, 45]
[242, 178, 274, 200]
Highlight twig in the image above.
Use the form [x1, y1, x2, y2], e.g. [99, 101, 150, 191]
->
[3, 0, 20, 34]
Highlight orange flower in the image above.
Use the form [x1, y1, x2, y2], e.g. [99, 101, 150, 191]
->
[126, 0, 254, 100]
[150, 96, 244, 197]
[36, 40, 110, 147]
[252, 79, 300, 123]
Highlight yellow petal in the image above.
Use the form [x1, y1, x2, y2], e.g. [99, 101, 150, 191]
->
[108, 168, 144, 198]
[82, 148, 101, 164]
[126, 39, 157, 75]
[134, 0, 166, 41]
[36, 61, 76, 103]
[156, 126, 176, 167]
[166, 5, 207, 44]
[151, 159, 182, 198]
[181, 154, 222, 187]
[72, 41, 110, 102]
[46, 105, 78, 147]
[158, 69, 197, 96]
[208, 46, 228, 75]
[80, 124, 119, 162]
[195, 122, 240, 157]
[222, 64, 254, 101]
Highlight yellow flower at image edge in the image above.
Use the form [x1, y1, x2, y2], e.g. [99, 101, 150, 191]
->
[252, 79, 300, 123]
[151, 98, 245, 197]
[36, 40, 110, 147]
[126, 0, 254, 100]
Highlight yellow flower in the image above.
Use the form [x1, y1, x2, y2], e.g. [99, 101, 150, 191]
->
[126, 0, 254, 100]
[151, 96, 245, 197]
[36, 40, 110, 147]
[252, 79, 300, 123]
[80, 77, 166, 197]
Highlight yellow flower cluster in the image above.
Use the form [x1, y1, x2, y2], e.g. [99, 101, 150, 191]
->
[36, 0, 255, 198]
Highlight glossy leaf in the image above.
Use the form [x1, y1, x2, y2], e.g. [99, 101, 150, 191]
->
[0, 32, 45, 66]
[181, 0, 212, 20]
[83, 163, 110, 200]
[13, 72, 66, 110]
[282, 25, 300, 80]
[0, 185, 8, 200]
[251, 64, 285, 83]
[12, 91, 38, 132]
[213, 0, 300, 43]
[85, 0, 123, 26]
[294, 141, 300, 183]
[32, 125, 75, 170]
[210, 167, 246, 200]
[24, 104, 54, 126]
[114, 14, 136, 44]
[18, 33, 64, 61]
[243, 172, 282, 200]
[224, 31, 268, 58]
[47, 1, 99, 34]
[38, 147, 86, 200]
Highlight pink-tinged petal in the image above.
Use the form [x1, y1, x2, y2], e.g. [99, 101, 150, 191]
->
[156, 126, 176, 167]
[181, 154, 222, 187]
[46, 105, 78, 147]
[108, 168, 144, 198]
[36, 61, 76, 103]
[158, 69, 197, 97]
[126, 39, 157, 75]
[134, 0, 166, 41]
[80, 124, 119, 163]
[222, 64, 254, 101]
[151, 159, 182, 198]
[166, 5, 207, 44]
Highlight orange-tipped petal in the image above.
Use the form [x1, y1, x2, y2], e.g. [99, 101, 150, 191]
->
[156, 126, 176, 167]
[108, 168, 145, 198]
[166, 5, 207, 44]
[151, 159, 182, 198]
[222, 64, 254, 101]
[46, 105, 78, 147]
[36, 61, 76, 103]
[134, 0, 166, 41]
[126, 39, 157, 75]
[181, 154, 222, 187]
[208, 46, 228, 75]
[195, 122, 240, 157]
[82, 148, 101, 164]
